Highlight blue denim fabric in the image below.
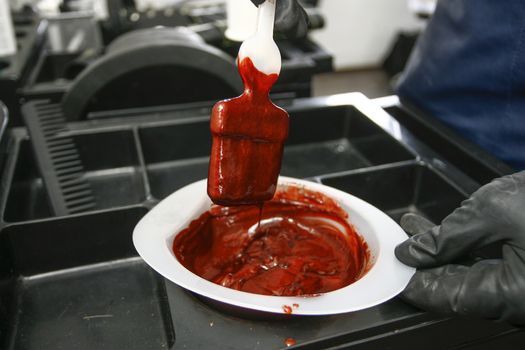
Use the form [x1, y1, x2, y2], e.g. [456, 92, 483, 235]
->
[396, 0, 525, 170]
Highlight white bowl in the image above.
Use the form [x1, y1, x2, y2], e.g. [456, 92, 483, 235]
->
[133, 176, 414, 315]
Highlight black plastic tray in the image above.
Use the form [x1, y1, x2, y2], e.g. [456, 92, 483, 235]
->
[1, 94, 522, 349]
[4, 99, 418, 221]
[0, 207, 174, 349]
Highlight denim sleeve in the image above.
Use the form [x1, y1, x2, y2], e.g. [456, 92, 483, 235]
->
[396, 0, 525, 170]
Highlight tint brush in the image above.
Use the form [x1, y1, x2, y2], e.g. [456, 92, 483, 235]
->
[208, 0, 289, 206]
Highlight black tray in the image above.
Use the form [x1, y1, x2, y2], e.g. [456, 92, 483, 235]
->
[4, 95, 421, 221]
[1, 94, 522, 349]
[0, 207, 174, 349]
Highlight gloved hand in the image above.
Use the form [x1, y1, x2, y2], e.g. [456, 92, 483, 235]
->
[395, 171, 525, 325]
[250, 0, 309, 38]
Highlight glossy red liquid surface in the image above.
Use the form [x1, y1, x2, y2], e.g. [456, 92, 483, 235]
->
[173, 184, 370, 296]
[207, 57, 289, 206]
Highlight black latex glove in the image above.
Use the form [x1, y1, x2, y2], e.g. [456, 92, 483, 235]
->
[250, 0, 308, 38]
[395, 171, 525, 325]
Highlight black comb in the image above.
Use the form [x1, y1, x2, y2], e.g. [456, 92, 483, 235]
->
[22, 101, 96, 215]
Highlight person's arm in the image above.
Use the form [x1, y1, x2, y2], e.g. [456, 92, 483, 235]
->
[250, 0, 309, 38]
[395, 171, 525, 325]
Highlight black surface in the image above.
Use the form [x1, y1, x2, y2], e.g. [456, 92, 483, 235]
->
[163, 280, 425, 350]
[4, 137, 53, 222]
[321, 162, 465, 224]
[5, 102, 420, 222]
[0, 208, 174, 349]
[0, 96, 522, 349]
[386, 103, 514, 184]
[383, 31, 419, 77]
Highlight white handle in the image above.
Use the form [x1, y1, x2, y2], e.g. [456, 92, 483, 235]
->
[256, 0, 276, 38]
[238, 0, 282, 75]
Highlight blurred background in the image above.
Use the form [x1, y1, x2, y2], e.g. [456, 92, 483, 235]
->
[0, 0, 437, 125]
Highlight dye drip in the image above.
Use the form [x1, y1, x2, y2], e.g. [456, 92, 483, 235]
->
[284, 338, 297, 347]
[207, 57, 289, 206]
[173, 184, 370, 297]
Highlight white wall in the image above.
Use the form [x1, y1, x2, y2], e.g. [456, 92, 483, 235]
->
[311, 0, 425, 70]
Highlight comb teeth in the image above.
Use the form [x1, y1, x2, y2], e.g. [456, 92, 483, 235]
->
[64, 189, 93, 200]
[42, 120, 65, 129]
[68, 202, 97, 214]
[66, 196, 96, 207]
[62, 183, 91, 194]
[56, 166, 84, 176]
[47, 138, 71, 146]
[49, 150, 78, 160]
[39, 114, 62, 121]
[54, 160, 82, 170]
[23, 101, 96, 216]
[48, 143, 75, 151]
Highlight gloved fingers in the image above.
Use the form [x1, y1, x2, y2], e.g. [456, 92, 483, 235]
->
[395, 191, 508, 268]
[275, 0, 309, 38]
[467, 172, 525, 242]
[401, 261, 525, 325]
[249, 0, 308, 38]
[401, 172, 525, 267]
[400, 264, 469, 314]
[400, 213, 435, 236]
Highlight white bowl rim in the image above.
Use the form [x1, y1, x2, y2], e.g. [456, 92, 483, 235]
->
[133, 176, 415, 315]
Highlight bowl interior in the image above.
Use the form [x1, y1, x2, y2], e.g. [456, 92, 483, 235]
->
[133, 176, 414, 315]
